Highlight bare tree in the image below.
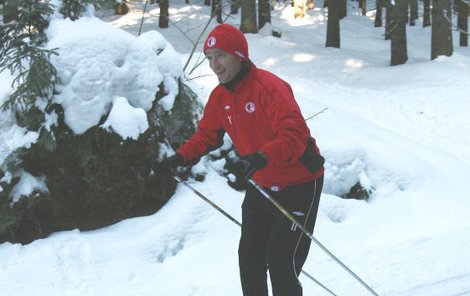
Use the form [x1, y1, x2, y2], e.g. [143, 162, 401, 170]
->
[212, 0, 222, 23]
[409, 0, 418, 26]
[341, 0, 347, 18]
[360, 0, 367, 16]
[384, 0, 393, 40]
[431, 0, 453, 59]
[159, 0, 169, 28]
[326, 0, 341, 48]
[390, 0, 408, 65]
[259, 0, 271, 29]
[240, 0, 257, 33]
[375, 0, 384, 27]
[456, 0, 468, 47]
[231, 0, 239, 14]
[423, 0, 431, 27]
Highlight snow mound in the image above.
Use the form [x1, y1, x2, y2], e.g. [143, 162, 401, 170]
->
[46, 17, 161, 137]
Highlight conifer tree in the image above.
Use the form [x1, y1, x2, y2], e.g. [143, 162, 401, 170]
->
[0, 0, 58, 243]
[60, 0, 83, 20]
[59, 0, 116, 20]
[0, 0, 203, 244]
[0, 0, 58, 127]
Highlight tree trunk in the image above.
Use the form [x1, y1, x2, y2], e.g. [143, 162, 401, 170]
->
[423, 0, 431, 27]
[375, 0, 383, 27]
[340, 0, 347, 18]
[259, 0, 271, 29]
[159, 0, 169, 28]
[431, 0, 453, 59]
[457, 0, 468, 47]
[240, 0, 257, 33]
[115, 1, 129, 15]
[404, 0, 409, 24]
[385, 0, 392, 40]
[231, 0, 239, 14]
[361, 0, 367, 16]
[390, 0, 408, 65]
[204, 0, 210, 6]
[326, 0, 341, 48]
[212, 0, 223, 23]
[409, 0, 418, 26]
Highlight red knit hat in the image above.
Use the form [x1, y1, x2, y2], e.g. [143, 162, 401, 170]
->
[203, 24, 249, 62]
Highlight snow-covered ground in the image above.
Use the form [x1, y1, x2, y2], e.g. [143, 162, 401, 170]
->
[1, 1, 470, 295]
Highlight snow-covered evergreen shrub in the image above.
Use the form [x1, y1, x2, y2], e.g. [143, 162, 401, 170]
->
[0, 12, 201, 244]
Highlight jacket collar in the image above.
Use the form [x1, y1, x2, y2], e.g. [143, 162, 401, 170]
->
[221, 60, 253, 92]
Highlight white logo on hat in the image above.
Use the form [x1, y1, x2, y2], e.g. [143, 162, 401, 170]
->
[207, 36, 216, 48]
[245, 102, 255, 113]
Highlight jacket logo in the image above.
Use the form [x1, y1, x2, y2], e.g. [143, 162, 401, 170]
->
[245, 102, 255, 113]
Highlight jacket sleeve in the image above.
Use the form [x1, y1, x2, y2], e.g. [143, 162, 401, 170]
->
[259, 79, 311, 165]
[177, 94, 224, 164]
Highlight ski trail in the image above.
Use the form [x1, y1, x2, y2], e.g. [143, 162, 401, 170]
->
[390, 272, 470, 296]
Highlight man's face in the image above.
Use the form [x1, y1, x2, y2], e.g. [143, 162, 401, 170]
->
[205, 48, 243, 84]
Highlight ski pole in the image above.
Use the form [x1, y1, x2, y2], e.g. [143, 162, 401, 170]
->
[138, 0, 148, 36]
[172, 175, 338, 296]
[247, 179, 380, 296]
[301, 270, 338, 296]
[304, 107, 328, 121]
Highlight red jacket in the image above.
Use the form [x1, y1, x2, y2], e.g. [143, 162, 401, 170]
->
[178, 64, 324, 188]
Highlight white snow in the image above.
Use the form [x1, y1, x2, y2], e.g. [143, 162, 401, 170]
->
[101, 96, 149, 140]
[9, 171, 48, 203]
[0, 1, 470, 296]
[45, 16, 170, 136]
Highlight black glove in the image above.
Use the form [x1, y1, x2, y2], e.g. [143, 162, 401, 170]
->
[227, 151, 268, 180]
[153, 153, 184, 177]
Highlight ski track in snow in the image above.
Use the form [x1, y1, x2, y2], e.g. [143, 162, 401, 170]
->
[301, 225, 470, 296]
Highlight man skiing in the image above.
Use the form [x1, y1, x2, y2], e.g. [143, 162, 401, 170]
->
[156, 24, 324, 296]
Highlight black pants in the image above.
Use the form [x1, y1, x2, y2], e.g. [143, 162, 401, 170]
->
[238, 175, 324, 296]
